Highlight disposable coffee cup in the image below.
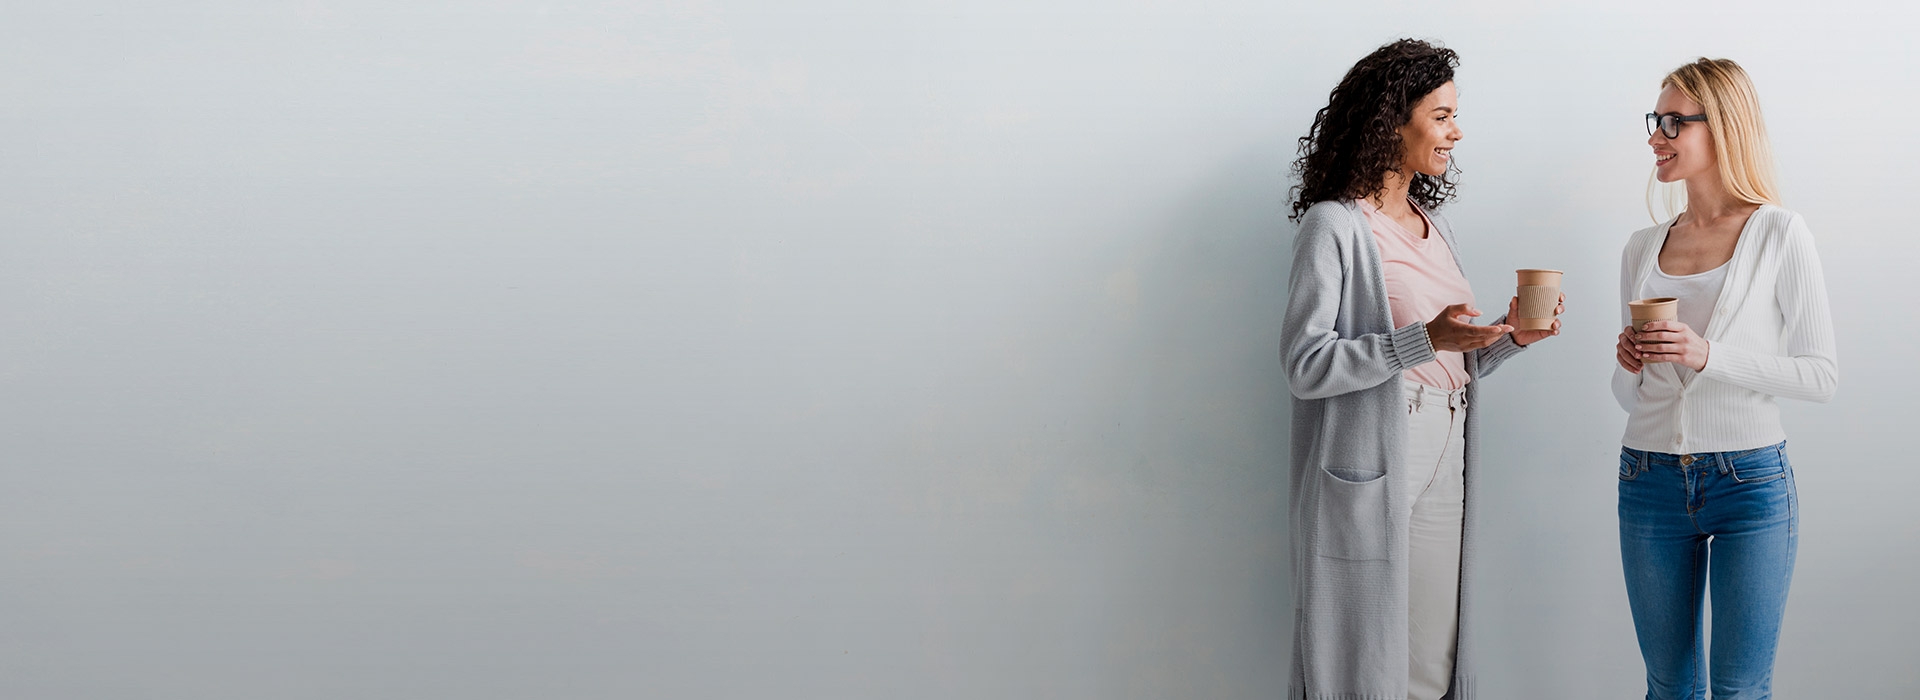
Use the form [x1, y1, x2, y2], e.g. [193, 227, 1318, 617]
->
[1514, 269, 1563, 331]
[1629, 297, 1679, 362]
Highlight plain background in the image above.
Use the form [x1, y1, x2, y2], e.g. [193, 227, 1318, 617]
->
[3, 1, 1915, 698]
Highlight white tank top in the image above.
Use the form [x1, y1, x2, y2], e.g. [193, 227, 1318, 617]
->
[1641, 260, 1728, 381]
[1643, 261, 1727, 334]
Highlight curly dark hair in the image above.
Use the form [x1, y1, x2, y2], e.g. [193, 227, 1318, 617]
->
[1289, 39, 1461, 221]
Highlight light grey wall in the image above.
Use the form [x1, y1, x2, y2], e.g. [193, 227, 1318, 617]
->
[2, 1, 1914, 698]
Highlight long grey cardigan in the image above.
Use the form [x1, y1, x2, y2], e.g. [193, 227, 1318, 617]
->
[1281, 200, 1526, 700]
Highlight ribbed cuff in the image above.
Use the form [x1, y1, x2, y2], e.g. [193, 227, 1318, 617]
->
[1479, 330, 1526, 368]
[1387, 321, 1437, 372]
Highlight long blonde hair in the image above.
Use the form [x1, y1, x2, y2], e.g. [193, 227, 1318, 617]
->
[1647, 58, 1781, 222]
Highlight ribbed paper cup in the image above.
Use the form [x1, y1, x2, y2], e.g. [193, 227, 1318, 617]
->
[1629, 297, 1680, 362]
[1514, 269, 1563, 331]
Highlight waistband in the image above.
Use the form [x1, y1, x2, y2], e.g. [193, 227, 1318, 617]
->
[1401, 378, 1467, 411]
[1622, 441, 1787, 469]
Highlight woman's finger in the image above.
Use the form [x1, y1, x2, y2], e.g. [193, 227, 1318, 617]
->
[1616, 347, 1641, 373]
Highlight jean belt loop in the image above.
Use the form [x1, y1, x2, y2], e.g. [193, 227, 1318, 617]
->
[1638, 448, 1648, 473]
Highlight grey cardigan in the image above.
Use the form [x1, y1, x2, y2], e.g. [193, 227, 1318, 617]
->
[1281, 200, 1526, 700]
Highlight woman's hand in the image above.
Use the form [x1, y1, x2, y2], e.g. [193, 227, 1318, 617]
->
[1615, 326, 1643, 374]
[1508, 293, 1564, 347]
[1635, 320, 1711, 371]
[1426, 303, 1513, 352]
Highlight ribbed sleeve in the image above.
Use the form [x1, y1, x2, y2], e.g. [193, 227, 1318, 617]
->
[1388, 320, 1438, 371]
[1281, 204, 1434, 400]
[1696, 214, 1839, 402]
[1612, 231, 1650, 414]
[1471, 313, 1525, 378]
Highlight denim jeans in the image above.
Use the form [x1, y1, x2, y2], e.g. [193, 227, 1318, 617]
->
[1618, 442, 1797, 700]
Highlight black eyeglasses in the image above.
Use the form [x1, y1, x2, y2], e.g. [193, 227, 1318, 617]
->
[1646, 112, 1707, 139]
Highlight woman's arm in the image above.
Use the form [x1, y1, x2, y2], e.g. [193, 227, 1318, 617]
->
[1611, 352, 1643, 413]
[1613, 240, 1643, 413]
[1281, 208, 1436, 400]
[1468, 314, 1526, 378]
[1696, 215, 1839, 402]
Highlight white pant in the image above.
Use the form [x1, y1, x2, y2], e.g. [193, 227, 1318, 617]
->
[1402, 379, 1466, 700]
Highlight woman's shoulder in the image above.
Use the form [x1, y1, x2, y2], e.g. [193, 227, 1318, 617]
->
[1294, 200, 1366, 245]
[1299, 199, 1362, 228]
[1743, 204, 1821, 261]
[1622, 217, 1672, 256]
[1748, 204, 1810, 237]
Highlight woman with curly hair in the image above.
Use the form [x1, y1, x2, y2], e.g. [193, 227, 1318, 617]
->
[1280, 39, 1561, 699]
[1613, 58, 1836, 700]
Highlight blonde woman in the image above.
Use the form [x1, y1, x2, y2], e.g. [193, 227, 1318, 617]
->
[1613, 58, 1837, 700]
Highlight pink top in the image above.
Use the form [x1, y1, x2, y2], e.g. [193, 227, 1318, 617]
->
[1360, 198, 1473, 389]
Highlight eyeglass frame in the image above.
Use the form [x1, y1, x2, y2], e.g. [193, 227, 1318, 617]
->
[1646, 112, 1708, 139]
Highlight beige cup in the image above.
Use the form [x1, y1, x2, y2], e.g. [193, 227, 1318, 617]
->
[1514, 269, 1563, 331]
[1629, 297, 1680, 362]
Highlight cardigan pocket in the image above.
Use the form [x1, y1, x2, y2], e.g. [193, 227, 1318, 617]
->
[1314, 467, 1390, 561]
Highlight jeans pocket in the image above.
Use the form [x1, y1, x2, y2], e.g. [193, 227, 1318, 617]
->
[1314, 466, 1390, 561]
[1729, 445, 1788, 484]
[1618, 450, 1641, 481]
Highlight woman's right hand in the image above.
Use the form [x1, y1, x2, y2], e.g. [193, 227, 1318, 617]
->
[1615, 325, 1644, 374]
[1425, 303, 1512, 352]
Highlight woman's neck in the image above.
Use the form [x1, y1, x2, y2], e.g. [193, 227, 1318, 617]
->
[1680, 174, 1754, 225]
[1369, 169, 1415, 216]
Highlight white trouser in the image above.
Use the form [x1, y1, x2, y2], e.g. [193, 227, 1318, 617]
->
[1402, 379, 1466, 700]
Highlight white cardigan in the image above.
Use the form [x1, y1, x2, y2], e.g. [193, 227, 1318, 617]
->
[1612, 205, 1838, 454]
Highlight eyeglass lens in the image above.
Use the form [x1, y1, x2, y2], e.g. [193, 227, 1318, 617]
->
[1646, 114, 1679, 138]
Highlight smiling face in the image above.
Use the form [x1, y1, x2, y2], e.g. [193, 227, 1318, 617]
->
[1397, 81, 1462, 178]
[1649, 84, 1714, 184]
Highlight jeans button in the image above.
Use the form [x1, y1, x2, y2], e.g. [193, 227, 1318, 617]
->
[1680, 455, 1695, 466]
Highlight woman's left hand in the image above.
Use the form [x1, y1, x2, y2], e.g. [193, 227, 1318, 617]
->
[1507, 293, 1564, 347]
[1635, 320, 1711, 371]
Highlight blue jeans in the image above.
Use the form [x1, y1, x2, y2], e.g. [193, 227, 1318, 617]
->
[1618, 442, 1797, 700]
